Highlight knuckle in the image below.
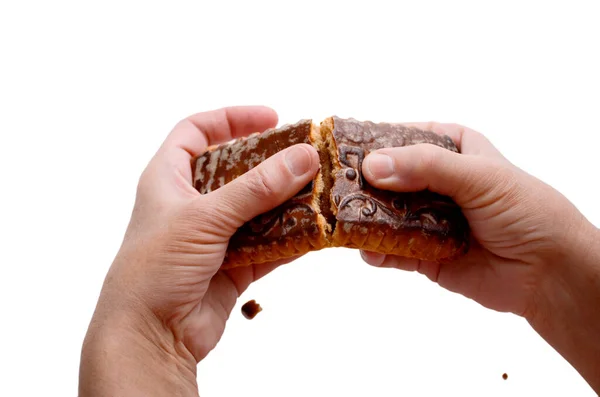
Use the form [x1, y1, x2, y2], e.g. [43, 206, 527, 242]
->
[485, 159, 512, 181]
[136, 175, 147, 197]
[437, 123, 478, 152]
[426, 121, 461, 135]
[445, 123, 470, 140]
[461, 125, 486, 143]
[468, 158, 514, 196]
[444, 122, 468, 132]
[245, 166, 279, 199]
[426, 121, 443, 132]
[174, 118, 189, 130]
[136, 159, 164, 196]
[414, 121, 441, 132]
[136, 166, 151, 193]
[180, 198, 237, 236]
[178, 199, 208, 225]
[418, 144, 442, 172]
[135, 167, 158, 206]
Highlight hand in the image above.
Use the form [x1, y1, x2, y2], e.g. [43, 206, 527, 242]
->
[359, 122, 600, 392]
[359, 122, 588, 315]
[79, 106, 319, 396]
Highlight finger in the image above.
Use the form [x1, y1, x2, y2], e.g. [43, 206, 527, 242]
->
[360, 250, 387, 267]
[223, 255, 302, 296]
[398, 122, 503, 158]
[162, 106, 278, 158]
[203, 143, 320, 232]
[183, 254, 301, 361]
[145, 106, 279, 193]
[360, 250, 439, 281]
[360, 244, 511, 310]
[361, 143, 512, 209]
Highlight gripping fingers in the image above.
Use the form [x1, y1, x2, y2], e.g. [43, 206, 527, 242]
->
[206, 144, 320, 232]
[360, 250, 440, 282]
[362, 143, 503, 208]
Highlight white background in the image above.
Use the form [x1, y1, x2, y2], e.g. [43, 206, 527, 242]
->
[1, 1, 599, 396]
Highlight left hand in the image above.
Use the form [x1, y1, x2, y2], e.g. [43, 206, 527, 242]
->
[80, 106, 319, 396]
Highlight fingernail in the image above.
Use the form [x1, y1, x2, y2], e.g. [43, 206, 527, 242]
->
[285, 146, 313, 176]
[365, 153, 394, 179]
[360, 250, 385, 266]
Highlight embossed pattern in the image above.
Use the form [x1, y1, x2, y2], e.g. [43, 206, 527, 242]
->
[192, 116, 470, 268]
[329, 116, 469, 261]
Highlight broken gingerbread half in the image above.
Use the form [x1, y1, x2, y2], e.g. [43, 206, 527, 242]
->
[192, 116, 470, 269]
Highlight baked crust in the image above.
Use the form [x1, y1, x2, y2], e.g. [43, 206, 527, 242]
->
[192, 120, 330, 269]
[192, 117, 470, 269]
[324, 116, 469, 262]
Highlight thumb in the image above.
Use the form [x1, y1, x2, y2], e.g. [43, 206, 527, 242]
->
[362, 144, 512, 209]
[205, 143, 320, 232]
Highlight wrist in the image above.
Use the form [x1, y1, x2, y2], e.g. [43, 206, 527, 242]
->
[80, 293, 198, 396]
[527, 218, 600, 392]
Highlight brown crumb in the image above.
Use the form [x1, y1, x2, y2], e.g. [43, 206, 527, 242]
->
[502, 373, 508, 380]
[241, 300, 262, 320]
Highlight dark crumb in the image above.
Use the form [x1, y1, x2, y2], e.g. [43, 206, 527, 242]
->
[241, 300, 262, 320]
[502, 373, 508, 380]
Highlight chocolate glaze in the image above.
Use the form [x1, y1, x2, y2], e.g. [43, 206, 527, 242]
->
[194, 120, 313, 193]
[330, 117, 469, 259]
[331, 117, 457, 153]
[192, 116, 470, 268]
[192, 120, 324, 258]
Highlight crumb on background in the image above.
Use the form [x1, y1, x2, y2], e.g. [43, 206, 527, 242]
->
[242, 300, 262, 319]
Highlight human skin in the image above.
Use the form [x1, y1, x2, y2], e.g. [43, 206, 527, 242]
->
[360, 123, 600, 393]
[79, 106, 320, 396]
[79, 110, 600, 395]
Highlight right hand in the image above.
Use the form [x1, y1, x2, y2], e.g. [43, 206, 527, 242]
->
[359, 122, 598, 319]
